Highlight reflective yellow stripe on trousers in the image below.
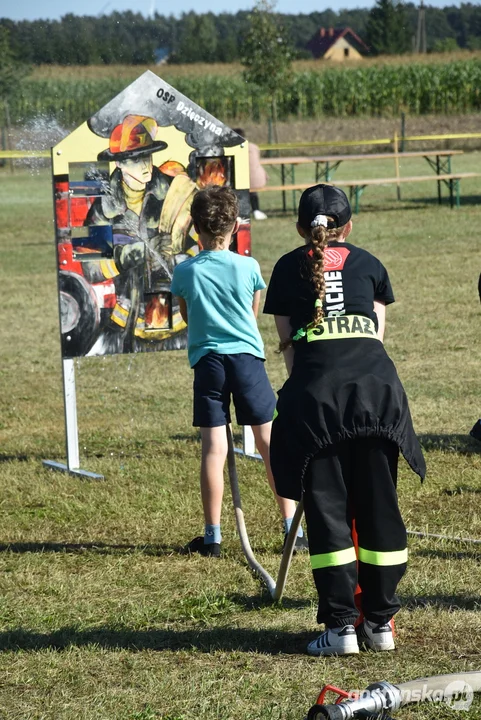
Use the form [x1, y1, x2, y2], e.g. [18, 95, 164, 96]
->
[358, 547, 408, 566]
[310, 546, 357, 570]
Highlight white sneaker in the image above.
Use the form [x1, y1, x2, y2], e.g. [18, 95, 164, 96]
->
[357, 619, 395, 651]
[253, 209, 268, 220]
[307, 624, 359, 656]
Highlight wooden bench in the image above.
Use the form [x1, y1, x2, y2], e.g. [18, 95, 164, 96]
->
[257, 172, 481, 213]
[260, 150, 464, 180]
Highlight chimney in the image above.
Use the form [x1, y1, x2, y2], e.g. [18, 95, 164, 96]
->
[320, 27, 325, 37]
[329, 27, 334, 37]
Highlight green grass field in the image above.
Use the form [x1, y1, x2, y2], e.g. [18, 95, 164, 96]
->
[0, 158, 480, 720]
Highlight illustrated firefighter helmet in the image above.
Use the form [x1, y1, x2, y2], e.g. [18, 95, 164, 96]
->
[97, 115, 168, 162]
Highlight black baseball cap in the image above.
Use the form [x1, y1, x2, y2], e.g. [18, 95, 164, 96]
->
[298, 184, 352, 230]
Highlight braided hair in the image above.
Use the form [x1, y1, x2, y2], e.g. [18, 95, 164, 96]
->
[309, 222, 345, 327]
[278, 219, 345, 352]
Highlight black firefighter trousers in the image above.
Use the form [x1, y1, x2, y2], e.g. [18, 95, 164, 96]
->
[303, 437, 407, 628]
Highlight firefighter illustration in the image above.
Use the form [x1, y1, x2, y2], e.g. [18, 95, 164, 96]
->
[82, 114, 198, 355]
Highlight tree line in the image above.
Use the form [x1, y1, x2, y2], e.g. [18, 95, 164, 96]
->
[2, 2, 481, 66]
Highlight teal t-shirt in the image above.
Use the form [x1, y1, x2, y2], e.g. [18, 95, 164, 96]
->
[171, 249, 266, 368]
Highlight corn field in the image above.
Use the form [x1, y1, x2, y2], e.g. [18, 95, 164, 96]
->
[5, 60, 481, 127]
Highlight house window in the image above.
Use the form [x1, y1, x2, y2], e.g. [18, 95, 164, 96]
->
[344, 47, 350, 57]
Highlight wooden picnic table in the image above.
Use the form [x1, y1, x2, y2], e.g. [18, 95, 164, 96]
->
[259, 150, 465, 211]
[258, 172, 481, 214]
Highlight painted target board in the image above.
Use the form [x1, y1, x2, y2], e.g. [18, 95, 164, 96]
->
[52, 70, 251, 359]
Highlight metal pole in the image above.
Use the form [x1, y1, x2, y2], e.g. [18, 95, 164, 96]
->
[3, 101, 14, 174]
[42, 358, 104, 479]
[400, 112, 406, 153]
[235, 425, 259, 459]
[0, 125, 6, 168]
[393, 130, 401, 200]
[437, 156, 442, 204]
[233, 424, 261, 460]
[63, 357, 80, 470]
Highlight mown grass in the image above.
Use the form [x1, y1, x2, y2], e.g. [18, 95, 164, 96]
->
[0, 159, 480, 719]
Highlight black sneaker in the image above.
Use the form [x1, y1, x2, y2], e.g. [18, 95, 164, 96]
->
[283, 533, 309, 554]
[182, 536, 221, 558]
[469, 419, 481, 441]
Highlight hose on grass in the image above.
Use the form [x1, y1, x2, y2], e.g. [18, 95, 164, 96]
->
[407, 529, 481, 545]
[307, 672, 481, 720]
[226, 425, 304, 600]
[226, 425, 276, 596]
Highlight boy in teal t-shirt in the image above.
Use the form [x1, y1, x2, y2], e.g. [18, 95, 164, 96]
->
[171, 185, 306, 557]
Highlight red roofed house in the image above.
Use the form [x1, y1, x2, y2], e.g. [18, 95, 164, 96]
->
[307, 27, 369, 61]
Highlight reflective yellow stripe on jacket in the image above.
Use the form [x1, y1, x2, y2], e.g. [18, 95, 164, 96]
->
[99, 259, 120, 279]
[111, 303, 129, 327]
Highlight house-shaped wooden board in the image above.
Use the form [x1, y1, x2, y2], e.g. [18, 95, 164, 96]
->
[51, 70, 250, 358]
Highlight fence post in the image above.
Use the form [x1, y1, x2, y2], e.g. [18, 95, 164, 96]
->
[267, 118, 274, 157]
[394, 130, 401, 201]
[400, 112, 406, 152]
[0, 125, 6, 168]
[3, 100, 14, 174]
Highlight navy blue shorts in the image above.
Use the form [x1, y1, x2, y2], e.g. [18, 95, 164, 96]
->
[193, 352, 276, 428]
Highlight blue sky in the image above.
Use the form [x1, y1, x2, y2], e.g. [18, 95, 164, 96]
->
[1, 0, 470, 22]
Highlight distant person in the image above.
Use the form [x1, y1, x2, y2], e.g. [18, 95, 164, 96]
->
[234, 128, 268, 221]
[264, 184, 426, 655]
[171, 185, 307, 557]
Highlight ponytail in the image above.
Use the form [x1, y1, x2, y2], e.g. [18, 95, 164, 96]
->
[277, 222, 346, 353]
[309, 224, 329, 328]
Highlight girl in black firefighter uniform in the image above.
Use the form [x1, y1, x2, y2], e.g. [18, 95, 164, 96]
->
[264, 184, 426, 656]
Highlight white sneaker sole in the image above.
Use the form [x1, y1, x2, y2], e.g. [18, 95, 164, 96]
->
[358, 633, 395, 652]
[307, 638, 360, 656]
[369, 639, 395, 652]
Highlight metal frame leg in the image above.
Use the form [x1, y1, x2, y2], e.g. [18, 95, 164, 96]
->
[290, 165, 296, 214]
[355, 186, 361, 214]
[42, 358, 104, 480]
[437, 156, 442, 205]
[234, 425, 261, 461]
